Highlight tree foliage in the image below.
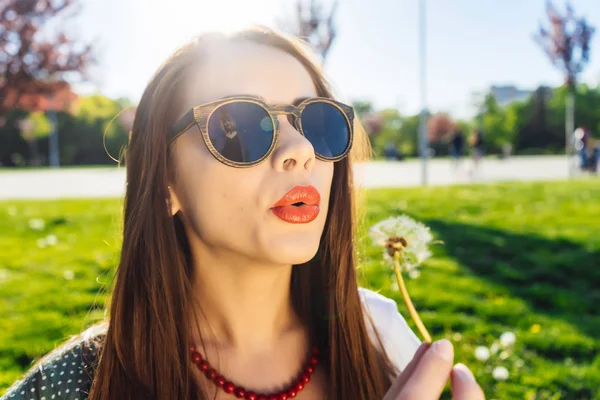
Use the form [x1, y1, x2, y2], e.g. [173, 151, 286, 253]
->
[0, 94, 129, 166]
[0, 0, 91, 114]
[534, 0, 595, 88]
[282, 0, 338, 62]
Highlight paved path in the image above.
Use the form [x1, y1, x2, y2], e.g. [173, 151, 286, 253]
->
[0, 155, 582, 200]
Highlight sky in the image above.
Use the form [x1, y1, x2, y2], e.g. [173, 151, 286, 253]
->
[73, 0, 600, 118]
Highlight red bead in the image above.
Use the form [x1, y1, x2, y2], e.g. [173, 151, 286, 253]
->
[245, 392, 257, 400]
[278, 393, 288, 400]
[257, 395, 267, 400]
[268, 395, 278, 400]
[308, 356, 318, 365]
[304, 365, 314, 375]
[191, 351, 202, 364]
[300, 373, 310, 384]
[287, 389, 297, 398]
[295, 382, 304, 392]
[198, 360, 209, 372]
[234, 387, 247, 398]
[311, 347, 320, 356]
[205, 368, 217, 381]
[215, 376, 225, 387]
[224, 382, 236, 394]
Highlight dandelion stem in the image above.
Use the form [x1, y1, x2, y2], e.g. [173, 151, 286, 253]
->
[393, 260, 432, 344]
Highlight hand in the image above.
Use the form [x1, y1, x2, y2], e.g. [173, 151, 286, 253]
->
[383, 340, 485, 400]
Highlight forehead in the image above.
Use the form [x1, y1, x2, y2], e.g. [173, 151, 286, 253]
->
[184, 40, 318, 107]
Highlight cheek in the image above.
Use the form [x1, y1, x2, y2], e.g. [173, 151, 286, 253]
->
[174, 146, 264, 242]
[317, 161, 335, 207]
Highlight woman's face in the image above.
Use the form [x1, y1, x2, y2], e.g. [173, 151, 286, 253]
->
[169, 40, 334, 266]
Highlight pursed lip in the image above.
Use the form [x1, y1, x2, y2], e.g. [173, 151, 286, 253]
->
[271, 185, 321, 208]
[270, 185, 321, 224]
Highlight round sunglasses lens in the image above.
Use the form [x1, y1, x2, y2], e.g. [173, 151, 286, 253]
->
[207, 102, 274, 163]
[300, 102, 350, 159]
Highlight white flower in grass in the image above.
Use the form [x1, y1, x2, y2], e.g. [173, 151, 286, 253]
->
[46, 234, 58, 246]
[490, 342, 500, 355]
[29, 218, 45, 231]
[474, 346, 491, 361]
[514, 359, 525, 368]
[63, 270, 74, 280]
[452, 332, 463, 342]
[492, 366, 509, 381]
[369, 215, 434, 271]
[499, 331, 516, 347]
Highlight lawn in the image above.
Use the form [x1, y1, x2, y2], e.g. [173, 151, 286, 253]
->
[1, 181, 599, 399]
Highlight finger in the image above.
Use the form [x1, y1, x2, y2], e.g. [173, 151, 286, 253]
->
[397, 339, 454, 399]
[383, 342, 431, 400]
[451, 364, 486, 400]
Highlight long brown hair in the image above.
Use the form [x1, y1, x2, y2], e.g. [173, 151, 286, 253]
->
[81, 27, 396, 400]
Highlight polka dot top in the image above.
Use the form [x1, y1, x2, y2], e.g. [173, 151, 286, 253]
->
[1, 335, 102, 400]
[1, 289, 421, 400]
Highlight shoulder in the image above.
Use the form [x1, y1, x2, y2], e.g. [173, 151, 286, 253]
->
[1, 326, 106, 400]
[358, 288, 421, 373]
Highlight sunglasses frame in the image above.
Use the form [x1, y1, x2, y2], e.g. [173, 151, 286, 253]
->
[168, 95, 355, 168]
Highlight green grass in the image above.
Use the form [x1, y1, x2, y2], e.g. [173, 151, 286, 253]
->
[1, 181, 599, 399]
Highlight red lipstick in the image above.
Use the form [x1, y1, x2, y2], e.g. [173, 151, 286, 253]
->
[271, 185, 321, 224]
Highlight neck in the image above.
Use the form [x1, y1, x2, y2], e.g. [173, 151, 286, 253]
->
[188, 244, 303, 352]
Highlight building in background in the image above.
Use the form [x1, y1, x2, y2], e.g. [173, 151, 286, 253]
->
[489, 85, 532, 107]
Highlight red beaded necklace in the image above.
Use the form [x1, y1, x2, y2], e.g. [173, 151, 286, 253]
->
[190, 344, 320, 400]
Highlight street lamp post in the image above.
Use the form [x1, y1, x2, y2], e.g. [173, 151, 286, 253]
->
[418, 0, 429, 186]
[48, 109, 60, 168]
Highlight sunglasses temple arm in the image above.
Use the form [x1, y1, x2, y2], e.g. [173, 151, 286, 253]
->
[169, 108, 197, 142]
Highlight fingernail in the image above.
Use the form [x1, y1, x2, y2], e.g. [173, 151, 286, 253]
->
[454, 363, 475, 382]
[431, 339, 453, 361]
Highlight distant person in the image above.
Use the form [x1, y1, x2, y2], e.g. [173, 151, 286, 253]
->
[384, 141, 403, 160]
[449, 127, 465, 170]
[575, 127, 591, 171]
[588, 138, 598, 175]
[469, 130, 485, 178]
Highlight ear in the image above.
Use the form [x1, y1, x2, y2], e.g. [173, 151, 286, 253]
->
[167, 185, 182, 216]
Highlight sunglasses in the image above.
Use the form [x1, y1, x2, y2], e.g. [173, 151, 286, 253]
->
[168, 95, 354, 167]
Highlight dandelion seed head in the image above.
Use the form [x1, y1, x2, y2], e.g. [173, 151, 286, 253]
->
[492, 366, 509, 381]
[474, 346, 491, 361]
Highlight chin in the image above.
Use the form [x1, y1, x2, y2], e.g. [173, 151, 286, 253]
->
[267, 237, 320, 266]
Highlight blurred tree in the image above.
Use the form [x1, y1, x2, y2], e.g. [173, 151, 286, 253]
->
[534, 0, 595, 172]
[283, 0, 338, 62]
[0, 94, 131, 166]
[18, 111, 51, 165]
[397, 114, 420, 157]
[352, 100, 384, 138]
[361, 113, 384, 138]
[516, 86, 554, 152]
[427, 113, 454, 143]
[368, 109, 402, 158]
[58, 94, 130, 165]
[0, 0, 92, 114]
[352, 100, 373, 118]
[478, 94, 515, 154]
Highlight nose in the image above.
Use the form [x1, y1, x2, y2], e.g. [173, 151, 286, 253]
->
[270, 115, 315, 172]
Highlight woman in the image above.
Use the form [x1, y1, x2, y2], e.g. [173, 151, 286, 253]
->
[1, 27, 484, 400]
